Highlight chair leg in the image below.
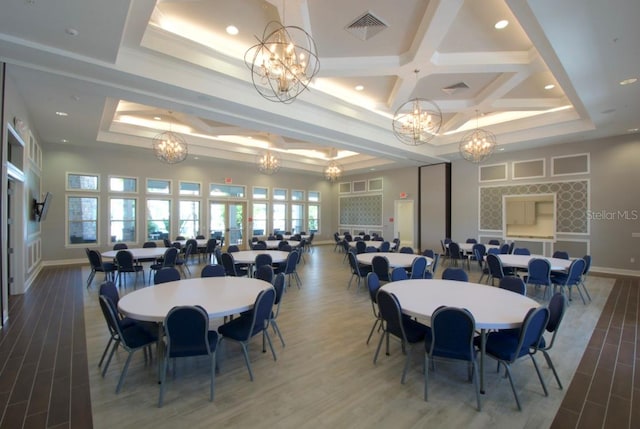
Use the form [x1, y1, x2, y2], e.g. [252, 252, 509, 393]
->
[115, 351, 135, 393]
[542, 350, 563, 389]
[373, 330, 385, 364]
[530, 354, 549, 397]
[239, 342, 254, 381]
[271, 320, 285, 347]
[263, 329, 277, 361]
[423, 354, 429, 401]
[472, 360, 481, 411]
[501, 362, 522, 411]
[366, 318, 380, 345]
[98, 337, 114, 368]
[86, 270, 96, 288]
[158, 349, 169, 407]
[400, 344, 412, 384]
[209, 352, 216, 401]
[102, 339, 120, 377]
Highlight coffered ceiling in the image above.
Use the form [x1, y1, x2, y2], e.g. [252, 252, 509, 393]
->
[0, 0, 638, 176]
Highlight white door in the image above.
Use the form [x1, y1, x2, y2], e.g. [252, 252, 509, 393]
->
[394, 200, 415, 250]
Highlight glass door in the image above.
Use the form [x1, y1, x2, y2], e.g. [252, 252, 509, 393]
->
[209, 201, 247, 249]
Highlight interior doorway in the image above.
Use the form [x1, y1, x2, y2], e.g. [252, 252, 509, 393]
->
[394, 199, 415, 250]
[209, 201, 248, 250]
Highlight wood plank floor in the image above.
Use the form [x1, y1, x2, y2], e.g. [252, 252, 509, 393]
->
[1, 245, 635, 428]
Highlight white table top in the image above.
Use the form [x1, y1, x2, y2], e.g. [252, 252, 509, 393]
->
[348, 240, 395, 249]
[497, 254, 572, 271]
[263, 240, 301, 249]
[102, 247, 168, 260]
[118, 277, 273, 322]
[283, 234, 309, 240]
[231, 250, 289, 264]
[175, 239, 210, 247]
[456, 243, 500, 253]
[382, 279, 539, 330]
[357, 252, 431, 268]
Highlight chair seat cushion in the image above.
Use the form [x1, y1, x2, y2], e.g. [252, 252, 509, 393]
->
[121, 323, 158, 348]
[403, 318, 432, 343]
[169, 331, 218, 358]
[482, 330, 530, 361]
[218, 314, 254, 340]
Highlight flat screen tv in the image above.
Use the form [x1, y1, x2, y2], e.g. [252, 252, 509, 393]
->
[34, 192, 52, 222]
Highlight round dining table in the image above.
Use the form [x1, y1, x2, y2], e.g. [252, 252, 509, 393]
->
[497, 254, 572, 271]
[382, 279, 539, 393]
[263, 240, 301, 249]
[357, 252, 431, 268]
[348, 240, 395, 250]
[118, 276, 273, 322]
[102, 247, 168, 260]
[231, 250, 289, 265]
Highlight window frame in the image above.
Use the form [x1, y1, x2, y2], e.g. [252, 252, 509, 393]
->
[178, 199, 201, 238]
[108, 175, 138, 193]
[66, 194, 99, 246]
[146, 198, 172, 241]
[146, 178, 172, 195]
[66, 172, 100, 192]
[109, 196, 137, 244]
[179, 181, 202, 197]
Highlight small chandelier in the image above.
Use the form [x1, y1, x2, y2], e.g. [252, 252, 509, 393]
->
[324, 160, 342, 182]
[459, 111, 497, 163]
[257, 151, 281, 175]
[152, 126, 188, 164]
[392, 70, 442, 145]
[245, 19, 320, 103]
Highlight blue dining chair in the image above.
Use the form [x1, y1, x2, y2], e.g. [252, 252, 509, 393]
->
[442, 267, 468, 282]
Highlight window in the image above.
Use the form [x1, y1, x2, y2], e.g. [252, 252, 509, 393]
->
[110, 198, 136, 243]
[308, 191, 320, 202]
[291, 203, 304, 233]
[209, 183, 245, 198]
[147, 199, 171, 241]
[109, 176, 137, 193]
[67, 196, 98, 245]
[272, 203, 286, 233]
[252, 202, 268, 236]
[67, 173, 99, 191]
[147, 179, 171, 194]
[179, 181, 201, 196]
[179, 200, 200, 238]
[253, 187, 268, 200]
[291, 190, 304, 201]
[308, 204, 319, 233]
[273, 188, 287, 201]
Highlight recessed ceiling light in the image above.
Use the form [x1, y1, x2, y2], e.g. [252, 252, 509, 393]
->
[61, 139, 68, 143]
[65, 27, 79, 36]
[499, 147, 505, 151]
[355, 85, 364, 91]
[619, 77, 638, 85]
[628, 128, 639, 133]
[494, 20, 509, 30]
[544, 84, 555, 90]
[153, 116, 162, 120]
[55, 111, 68, 117]
[193, 156, 199, 160]
[226, 25, 239, 36]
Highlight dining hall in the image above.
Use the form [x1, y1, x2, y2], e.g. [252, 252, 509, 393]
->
[0, 1, 639, 428]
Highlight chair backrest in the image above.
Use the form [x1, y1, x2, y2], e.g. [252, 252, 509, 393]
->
[500, 243, 510, 254]
[201, 264, 226, 278]
[205, 238, 218, 253]
[162, 247, 179, 267]
[448, 242, 461, 259]
[390, 267, 408, 281]
[399, 246, 414, 254]
[486, 253, 504, 279]
[564, 258, 587, 286]
[186, 239, 198, 253]
[512, 306, 550, 362]
[256, 265, 274, 283]
[113, 243, 128, 250]
[175, 236, 185, 241]
[380, 241, 391, 252]
[429, 253, 440, 276]
[88, 249, 104, 270]
[143, 241, 157, 248]
[253, 242, 267, 250]
[163, 238, 172, 248]
[115, 250, 135, 270]
[508, 242, 515, 254]
[273, 273, 285, 306]
[364, 246, 377, 253]
[499, 276, 526, 295]
[99, 281, 120, 307]
[487, 247, 500, 255]
[376, 290, 407, 341]
[422, 249, 435, 259]
[227, 245, 240, 253]
[367, 272, 381, 304]
[527, 258, 551, 285]
[356, 240, 366, 254]
[276, 234, 284, 240]
[429, 306, 476, 361]
[284, 251, 298, 275]
[221, 252, 239, 276]
[546, 292, 567, 334]
[488, 239, 500, 245]
[410, 257, 427, 279]
[466, 238, 477, 244]
[247, 288, 276, 338]
[472, 243, 486, 258]
[154, 267, 181, 284]
[254, 253, 273, 269]
[196, 235, 205, 239]
[582, 255, 592, 275]
[347, 251, 363, 276]
[371, 255, 390, 281]
[552, 250, 569, 259]
[214, 247, 223, 264]
[164, 305, 211, 358]
[98, 295, 123, 339]
[344, 233, 353, 242]
[442, 267, 468, 282]
[513, 247, 531, 255]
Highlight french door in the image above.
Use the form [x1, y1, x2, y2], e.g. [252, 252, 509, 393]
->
[209, 201, 247, 250]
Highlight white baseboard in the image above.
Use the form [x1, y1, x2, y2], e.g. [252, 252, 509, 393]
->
[591, 265, 640, 277]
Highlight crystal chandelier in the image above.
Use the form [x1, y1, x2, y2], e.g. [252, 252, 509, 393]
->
[459, 112, 497, 163]
[257, 151, 281, 175]
[392, 70, 442, 145]
[152, 120, 188, 164]
[245, 20, 320, 103]
[324, 160, 342, 182]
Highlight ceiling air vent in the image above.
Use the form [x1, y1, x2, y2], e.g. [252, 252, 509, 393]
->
[345, 11, 388, 41]
[441, 82, 470, 95]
